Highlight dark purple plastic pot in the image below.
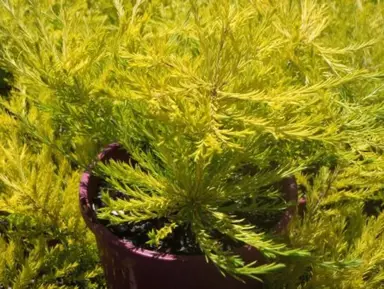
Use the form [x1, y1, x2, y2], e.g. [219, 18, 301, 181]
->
[79, 143, 298, 289]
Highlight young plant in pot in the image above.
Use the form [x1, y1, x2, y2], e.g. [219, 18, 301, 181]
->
[80, 136, 310, 289]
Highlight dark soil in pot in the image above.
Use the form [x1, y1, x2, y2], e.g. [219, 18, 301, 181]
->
[92, 181, 260, 255]
[93, 184, 203, 255]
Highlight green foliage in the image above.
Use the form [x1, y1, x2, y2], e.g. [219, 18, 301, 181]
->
[0, 129, 105, 287]
[146, 222, 177, 247]
[0, 0, 383, 285]
[265, 164, 384, 289]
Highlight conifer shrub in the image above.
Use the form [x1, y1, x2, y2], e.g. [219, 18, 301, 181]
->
[0, 132, 105, 288]
[0, 0, 383, 286]
[263, 161, 384, 288]
[0, 117, 105, 287]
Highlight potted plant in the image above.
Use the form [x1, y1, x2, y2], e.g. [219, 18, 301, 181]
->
[80, 141, 308, 289]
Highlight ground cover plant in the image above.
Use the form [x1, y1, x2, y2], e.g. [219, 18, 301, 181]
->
[0, 0, 383, 288]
